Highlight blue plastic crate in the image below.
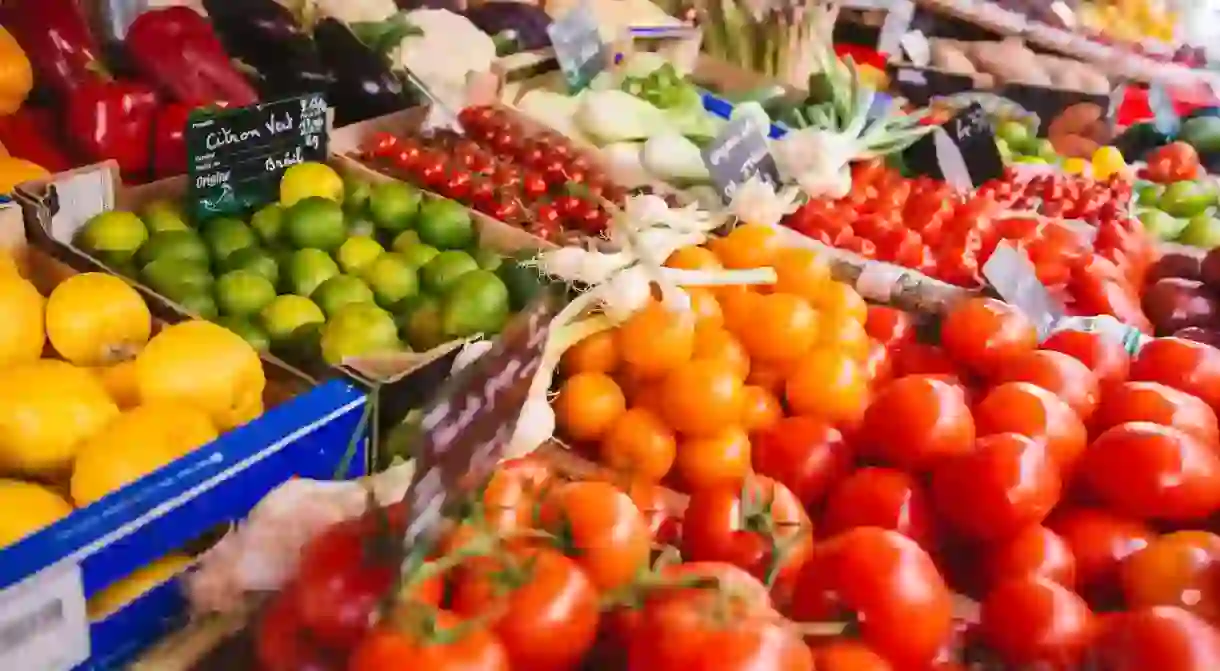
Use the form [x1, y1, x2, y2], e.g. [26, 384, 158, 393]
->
[0, 379, 369, 670]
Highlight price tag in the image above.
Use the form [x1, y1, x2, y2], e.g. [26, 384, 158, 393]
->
[401, 287, 565, 553]
[983, 242, 1064, 340]
[186, 93, 329, 223]
[546, 1, 610, 93]
[0, 562, 89, 671]
[877, 0, 915, 57]
[1148, 83, 1181, 135]
[900, 30, 931, 68]
[701, 115, 780, 205]
[902, 103, 1004, 188]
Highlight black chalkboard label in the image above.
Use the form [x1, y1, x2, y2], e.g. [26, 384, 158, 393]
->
[186, 93, 328, 222]
[701, 115, 781, 204]
[546, 1, 610, 92]
[902, 103, 1003, 188]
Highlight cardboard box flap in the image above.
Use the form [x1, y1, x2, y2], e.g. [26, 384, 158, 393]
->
[17, 162, 119, 246]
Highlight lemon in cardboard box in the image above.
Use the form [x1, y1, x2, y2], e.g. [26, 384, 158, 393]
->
[312, 274, 375, 318]
[0, 274, 45, 368]
[202, 217, 258, 263]
[215, 270, 277, 318]
[0, 480, 73, 548]
[45, 273, 152, 367]
[137, 230, 210, 268]
[336, 236, 385, 275]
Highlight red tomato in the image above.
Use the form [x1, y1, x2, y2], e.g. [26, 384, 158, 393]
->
[751, 416, 852, 509]
[889, 342, 960, 379]
[1129, 337, 1220, 414]
[681, 475, 813, 599]
[255, 587, 341, 671]
[940, 298, 1038, 376]
[864, 306, 916, 348]
[821, 467, 938, 550]
[349, 611, 510, 671]
[789, 528, 954, 669]
[1090, 606, 1220, 671]
[482, 456, 554, 533]
[985, 524, 1077, 591]
[992, 349, 1100, 420]
[1121, 531, 1220, 624]
[1080, 422, 1220, 522]
[451, 547, 600, 671]
[1145, 142, 1202, 183]
[812, 641, 894, 671]
[974, 382, 1088, 473]
[978, 576, 1094, 667]
[1047, 508, 1153, 604]
[627, 480, 680, 546]
[931, 433, 1061, 542]
[860, 375, 975, 472]
[538, 480, 652, 591]
[1091, 381, 1220, 447]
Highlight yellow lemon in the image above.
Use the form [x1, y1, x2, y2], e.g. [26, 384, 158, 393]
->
[1092, 146, 1128, 181]
[1062, 157, 1090, 176]
[87, 554, 193, 619]
[0, 480, 73, 548]
[0, 274, 44, 369]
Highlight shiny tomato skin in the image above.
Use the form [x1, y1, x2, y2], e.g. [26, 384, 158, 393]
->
[1047, 508, 1153, 605]
[991, 349, 1100, 420]
[889, 342, 961, 379]
[931, 433, 1061, 542]
[255, 587, 341, 671]
[864, 306, 915, 348]
[627, 605, 813, 671]
[940, 298, 1038, 376]
[349, 611, 511, 671]
[789, 528, 954, 669]
[1081, 422, 1220, 522]
[821, 467, 938, 550]
[482, 456, 554, 532]
[1092, 381, 1220, 447]
[1129, 337, 1220, 413]
[1041, 326, 1131, 389]
[1090, 606, 1220, 671]
[860, 375, 975, 472]
[985, 524, 1077, 591]
[451, 547, 600, 671]
[1121, 531, 1220, 624]
[979, 576, 1094, 667]
[752, 416, 853, 509]
[974, 382, 1088, 473]
[812, 641, 894, 671]
[538, 480, 652, 591]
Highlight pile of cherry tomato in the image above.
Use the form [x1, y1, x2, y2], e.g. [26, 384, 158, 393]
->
[783, 161, 1156, 332]
[359, 106, 635, 244]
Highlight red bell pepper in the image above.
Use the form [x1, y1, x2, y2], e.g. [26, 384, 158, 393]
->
[66, 79, 160, 176]
[152, 103, 194, 178]
[0, 108, 76, 173]
[124, 7, 258, 108]
[0, 0, 105, 99]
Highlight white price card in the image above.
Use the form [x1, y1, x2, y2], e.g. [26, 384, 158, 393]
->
[900, 30, 931, 67]
[0, 562, 89, 671]
[877, 0, 915, 57]
[983, 242, 1065, 340]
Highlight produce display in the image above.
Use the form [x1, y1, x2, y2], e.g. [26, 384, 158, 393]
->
[926, 37, 1112, 94]
[1143, 246, 1220, 340]
[1115, 109, 1220, 172]
[72, 162, 537, 366]
[1131, 142, 1220, 249]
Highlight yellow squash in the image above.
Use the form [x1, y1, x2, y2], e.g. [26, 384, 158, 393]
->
[46, 273, 152, 366]
[0, 27, 32, 116]
[0, 274, 45, 369]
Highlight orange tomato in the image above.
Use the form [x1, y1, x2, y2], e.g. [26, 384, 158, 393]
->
[561, 329, 619, 375]
[747, 360, 788, 395]
[665, 246, 722, 271]
[738, 293, 819, 363]
[628, 381, 665, 415]
[785, 348, 868, 424]
[863, 339, 893, 386]
[809, 281, 868, 324]
[659, 359, 745, 437]
[617, 301, 695, 378]
[691, 326, 750, 380]
[772, 247, 833, 301]
[675, 426, 751, 490]
[718, 288, 761, 336]
[685, 287, 724, 329]
[600, 408, 677, 482]
[555, 372, 627, 442]
[740, 385, 782, 433]
[816, 314, 871, 361]
[710, 223, 783, 269]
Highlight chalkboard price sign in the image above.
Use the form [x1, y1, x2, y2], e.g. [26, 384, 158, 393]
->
[546, 1, 610, 92]
[902, 102, 1003, 188]
[186, 93, 329, 222]
[701, 115, 781, 205]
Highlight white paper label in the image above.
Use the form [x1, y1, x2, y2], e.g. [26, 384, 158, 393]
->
[0, 562, 90, 671]
[49, 169, 113, 245]
[932, 126, 972, 193]
[877, 0, 915, 56]
[983, 243, 1064, 340]
[901, 30, 931, 67]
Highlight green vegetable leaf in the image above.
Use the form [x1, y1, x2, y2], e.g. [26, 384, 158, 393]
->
[351, 13, 423, 56]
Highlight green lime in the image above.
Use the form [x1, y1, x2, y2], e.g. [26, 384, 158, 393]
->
[1137, 208, 1187, 241]
[1178, 214, 1220, 248]
[391, 230, 423, 253]
[142, 199, 191, 233]
[216, 316, 271, 352]
[280, 162, 344, 207]
[311, 274, 375, 318]
[335, 236, 385, 275]
[77, 211, 148, 265]
[284, 248, 341, 296]
[215, 270, 278, 317]
[345, 178, 372, 215]
[276, 321, 323, 362]
[995, 120, 1032, 148]
[473, 248, 503, 271]
[348, 217, 376, 239]
[368, 181, 421, 235]
[284, 197, 348, 251]
[137, 230, 209, 267]
[320, 302, 402, 365]
[396, 241, 440, 269]
[202, 217, 257, 262]
[259, 294, 326, 342]
[250, 204, 285, 246]
[220, 247, 280, 286]
[1160, 180, 1218, 218]
[177, 291, 218, 320]
[440, 270, 510, 337]
[497, 255, 545, 310]
[415, 198, 475, 250]
[361, 253, 419, 309]
[420, 250, 479, 294]
[400, 295, 446, 351]
[141, 258, 213, 302]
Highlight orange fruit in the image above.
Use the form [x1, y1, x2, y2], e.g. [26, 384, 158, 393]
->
[785, 348, 868, 424]
[659, 359, 745, 437]
[692, 326, 750, 380]
[617, 301, 695, 378]
[709, 223, 783, 269]
[772, 247, 833, 301]
[816, 314, 871, 361]
[600, 408, 677, 482]
[740, 385, 782, 433]
[685, 287, 724, 330]
[555, 372, 627, 442]
[665, 246, 722, 271]
[719, 289, 761, 337]
[747, 361, 788, 394]
[738, 292, 819, 363]
[675, 426, 751, 490]
[811, 281, 868, 324]
[561, 329, 619, 375]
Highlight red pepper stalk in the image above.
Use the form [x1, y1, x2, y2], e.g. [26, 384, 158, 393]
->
[0, 0, 104, 100]
[125, 7, 259, 108]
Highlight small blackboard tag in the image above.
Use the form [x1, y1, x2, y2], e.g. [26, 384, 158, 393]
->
[701, 115, 781, 204]
[902, 103, 1003, 188]
[546, 1, 610, 93]
[186, 93, 328, 222]
[983, 242, 1064, 340]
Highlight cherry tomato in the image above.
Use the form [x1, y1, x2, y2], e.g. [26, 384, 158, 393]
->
[812, 641, 893, 671]
[985, 524, 1077, 591]
[480, 456, 553, 533]
[452, 547, 600, 671]
[860, 375, 975, 472]
[1122, 531, 1220, 624]
[538, 480, 652, 591]
[789, 528, 954, 668]
[365, 131, 399, 158]
[255, 586, 342, 671]
[821, 467, 938, 550]
[940, 298, 1038, 376]
[489, 197, 524, 225]
[626, 480, 680, 545]
[458, 105, 497, 130]
[681, 475, 813, 600]
[1091, 381, 1220, 447]
[521, 171, 548, 199]
[440, 169, 472, 200]
[349, 611, 510, 671]
[1080, 422, 1220, 522]
[978, 576, 1094, 668]
[1047, 508, 1153, 605]
[1129, 337, 1220, 414]
[751, 416, 852, 509]
[1091, 606, 1220, 671]
[974, 382, 1088, 474]
[991, 349, 1100, 420]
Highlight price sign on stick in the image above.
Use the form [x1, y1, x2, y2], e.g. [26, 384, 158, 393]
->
[547, 0, 610, 92]
[401, 287, 565, 558]
[902, 103, 1003, 188]
[983, 242, 1065, 340]
[186, 93, 328, 223]
[701, 115, 781, 205]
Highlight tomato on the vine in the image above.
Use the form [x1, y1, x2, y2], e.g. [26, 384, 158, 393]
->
[255, 586, 342, 671]
[1121, 531, 1220, 624]
[978, 576, 1094, 667]
[940, 298, 1038, 376]
[751, 416, 852, 509]
[821, 467, 938, 550]
[538, 480, 652, 591]
[860, 375, 975, 472]
[1047, 508, 1152, 605]
[1090, 606, 1220, 671]
[985, 524, 1077, 591]
[349, 611, 511, 671]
